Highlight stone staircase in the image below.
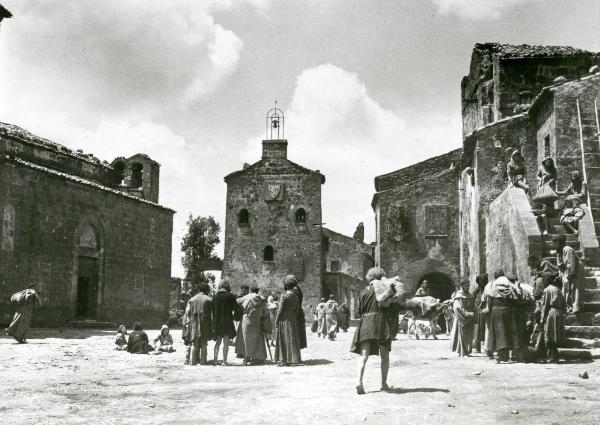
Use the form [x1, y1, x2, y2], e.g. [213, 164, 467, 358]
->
[541, 215, 600, 361]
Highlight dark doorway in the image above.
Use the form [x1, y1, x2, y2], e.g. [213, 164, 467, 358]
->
[418, 272, 455, 333]
[76, 256, 98, 319]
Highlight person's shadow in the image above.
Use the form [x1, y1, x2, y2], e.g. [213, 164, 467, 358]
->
[377, 387, 449, 394]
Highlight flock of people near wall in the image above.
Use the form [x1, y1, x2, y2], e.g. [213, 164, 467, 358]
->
[506, 149, 588, 236]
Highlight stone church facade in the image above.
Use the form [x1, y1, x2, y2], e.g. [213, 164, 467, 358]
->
[0, 123, 174, 327]
[374, 43, 600, 303]
[222, 112, 373, 318]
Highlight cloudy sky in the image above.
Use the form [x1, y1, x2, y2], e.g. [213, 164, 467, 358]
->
[1, 0, 598, 277]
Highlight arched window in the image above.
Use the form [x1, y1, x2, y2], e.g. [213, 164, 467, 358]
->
[131, 163, 143, 188]
[113, 161, 125, 185]
[263, 245, 274, 261]
[295, 208, 306, 224]
[2, 204, 15, 252]
[238, 209, 249, 225]
[78, 222, 98, 249]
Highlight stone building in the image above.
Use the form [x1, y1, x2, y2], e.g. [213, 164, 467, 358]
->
[222, 109, 373, 318]
[371, 149, 462, 299]
[0, 122, 174, 327]
[374, 43, 600, 294]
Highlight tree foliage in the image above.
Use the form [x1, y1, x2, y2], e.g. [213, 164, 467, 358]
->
[181, 215, 222, 285]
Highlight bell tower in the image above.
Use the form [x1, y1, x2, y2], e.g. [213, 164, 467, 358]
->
[262, 103, 288, 160]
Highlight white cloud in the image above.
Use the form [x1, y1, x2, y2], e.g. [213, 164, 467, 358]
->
[241, 64, 461, 243]
[431, 0, 535, 20]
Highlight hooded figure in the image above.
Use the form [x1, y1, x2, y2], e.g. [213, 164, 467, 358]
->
[451, 281, 475, 357]
[324, 295, 339, 340]
[153, 325, 175, 352]
[537, 156, 557, 190]
[315, 298, 327, 337]
[285, 274, 307, 350]
[507, 150, 529, 193]
[235, 287, 272, 365]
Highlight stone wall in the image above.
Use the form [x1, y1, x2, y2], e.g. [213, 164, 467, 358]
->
[322, 227, 373, 281]
[486, 188, 542, 283]
[460, 115, 533, 282]
[373, 150, 461, 295]
[0, 157, 174, 327]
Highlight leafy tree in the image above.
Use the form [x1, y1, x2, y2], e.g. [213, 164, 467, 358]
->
[181, 215, 222, 286]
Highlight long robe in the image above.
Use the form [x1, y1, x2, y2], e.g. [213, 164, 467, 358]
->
[451, 290, 475, 356]
[7, 289, 40, 340]
[324, 300, 339, 336]
[558, 246, 585, 313]
[212, 290, 237, 338]
[542, 285, 566, 344]
[185, 293, 213, 341]
[127, 330, 153, 354]
[235, 293, 271, 360]
[315, 302, 326, 335]
[291, 286, 307, 349]
[275, 290, 302, 364]
[482, 282, 494, 353]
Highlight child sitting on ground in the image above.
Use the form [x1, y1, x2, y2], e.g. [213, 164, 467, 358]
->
[115, 324, 128, 350]
[153, 324, 175, 353]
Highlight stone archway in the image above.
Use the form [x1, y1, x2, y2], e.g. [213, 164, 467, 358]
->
[418, 272, 455, 302]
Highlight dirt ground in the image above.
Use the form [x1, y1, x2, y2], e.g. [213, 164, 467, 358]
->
[1, 327, 599, 425]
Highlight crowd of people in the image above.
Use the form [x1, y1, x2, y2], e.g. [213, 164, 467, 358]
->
[179, 274, 307, 367]
[313, 295, 350, 340]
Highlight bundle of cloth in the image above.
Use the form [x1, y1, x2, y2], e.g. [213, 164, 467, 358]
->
[371, 276, 411, 308]
[405, 296, 444, 318]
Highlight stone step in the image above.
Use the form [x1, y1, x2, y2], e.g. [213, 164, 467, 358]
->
[565, 325, 600, 339]
[562, 337, 600, 349]
[67, 320, 116, 329]
[557, 348, 592, 361]
[543, 239, 580, 251]
[565, 312, 600, 326]
[584, 302, 600, 313]
[585, 288, 600, 301]
[585, 276, 600, 290]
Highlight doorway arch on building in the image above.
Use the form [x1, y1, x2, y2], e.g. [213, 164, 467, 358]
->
[417, 272, 455, 333]
[72, 217, 105, 320]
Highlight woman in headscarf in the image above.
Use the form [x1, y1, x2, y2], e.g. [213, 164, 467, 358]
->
[212, 279, 237, 366]
[153, 325, 175, 352]
[557, 170, 588, 202]
[127, 322, 154, 354]
[489, 270, 521, 362]
[536, 157, 558, 190]
[451, 280, 475, 357]
[554, 234, 585, 313]
[6, 283, 41, 344]
[506, 149, 529, 193]
[541, 274, 566, 363]
[351, 267, 395, 395]
[275, 278, 302, 366]
[286, 275, 307, 350]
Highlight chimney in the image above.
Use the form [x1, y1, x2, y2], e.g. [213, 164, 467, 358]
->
[262, 139, 288, 160]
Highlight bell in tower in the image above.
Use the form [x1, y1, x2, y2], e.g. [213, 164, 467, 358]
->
[266, 102, 284, 140]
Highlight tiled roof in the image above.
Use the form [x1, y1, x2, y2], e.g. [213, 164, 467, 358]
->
[3, 155, 174, 212]
[0, 121, 112, 168]
[475, 42, 596, 59]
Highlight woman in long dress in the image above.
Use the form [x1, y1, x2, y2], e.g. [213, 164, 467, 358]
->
[489, 271, 521, 362]
[350, 267, 394, 395]
[451, 280, 475, 357]
[6, 283, 41, 344]
[541, 275, 566, 363]
[237, 286, 271, 365]
[275, 279, 302, 366]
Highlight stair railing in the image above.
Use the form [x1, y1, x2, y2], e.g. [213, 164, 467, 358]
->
[576, 98, 594, 224]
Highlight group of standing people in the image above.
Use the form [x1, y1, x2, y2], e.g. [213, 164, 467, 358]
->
[313, 295, 350, 340]
[182, 274, 307, 367]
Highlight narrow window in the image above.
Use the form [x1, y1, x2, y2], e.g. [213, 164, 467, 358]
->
[330, 260, 340, 272]
[238, 209, 249, 225]
[263, 245, 274, 261]
[544, 135, 551, 158]
[295, 208, 306, 224]
[131, 163, 143, 188]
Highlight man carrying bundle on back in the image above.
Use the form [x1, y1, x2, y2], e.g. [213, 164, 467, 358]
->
[6, 283, 41, 344]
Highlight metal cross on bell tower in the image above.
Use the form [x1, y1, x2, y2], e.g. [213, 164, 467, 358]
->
[266, 101, 284, 140]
